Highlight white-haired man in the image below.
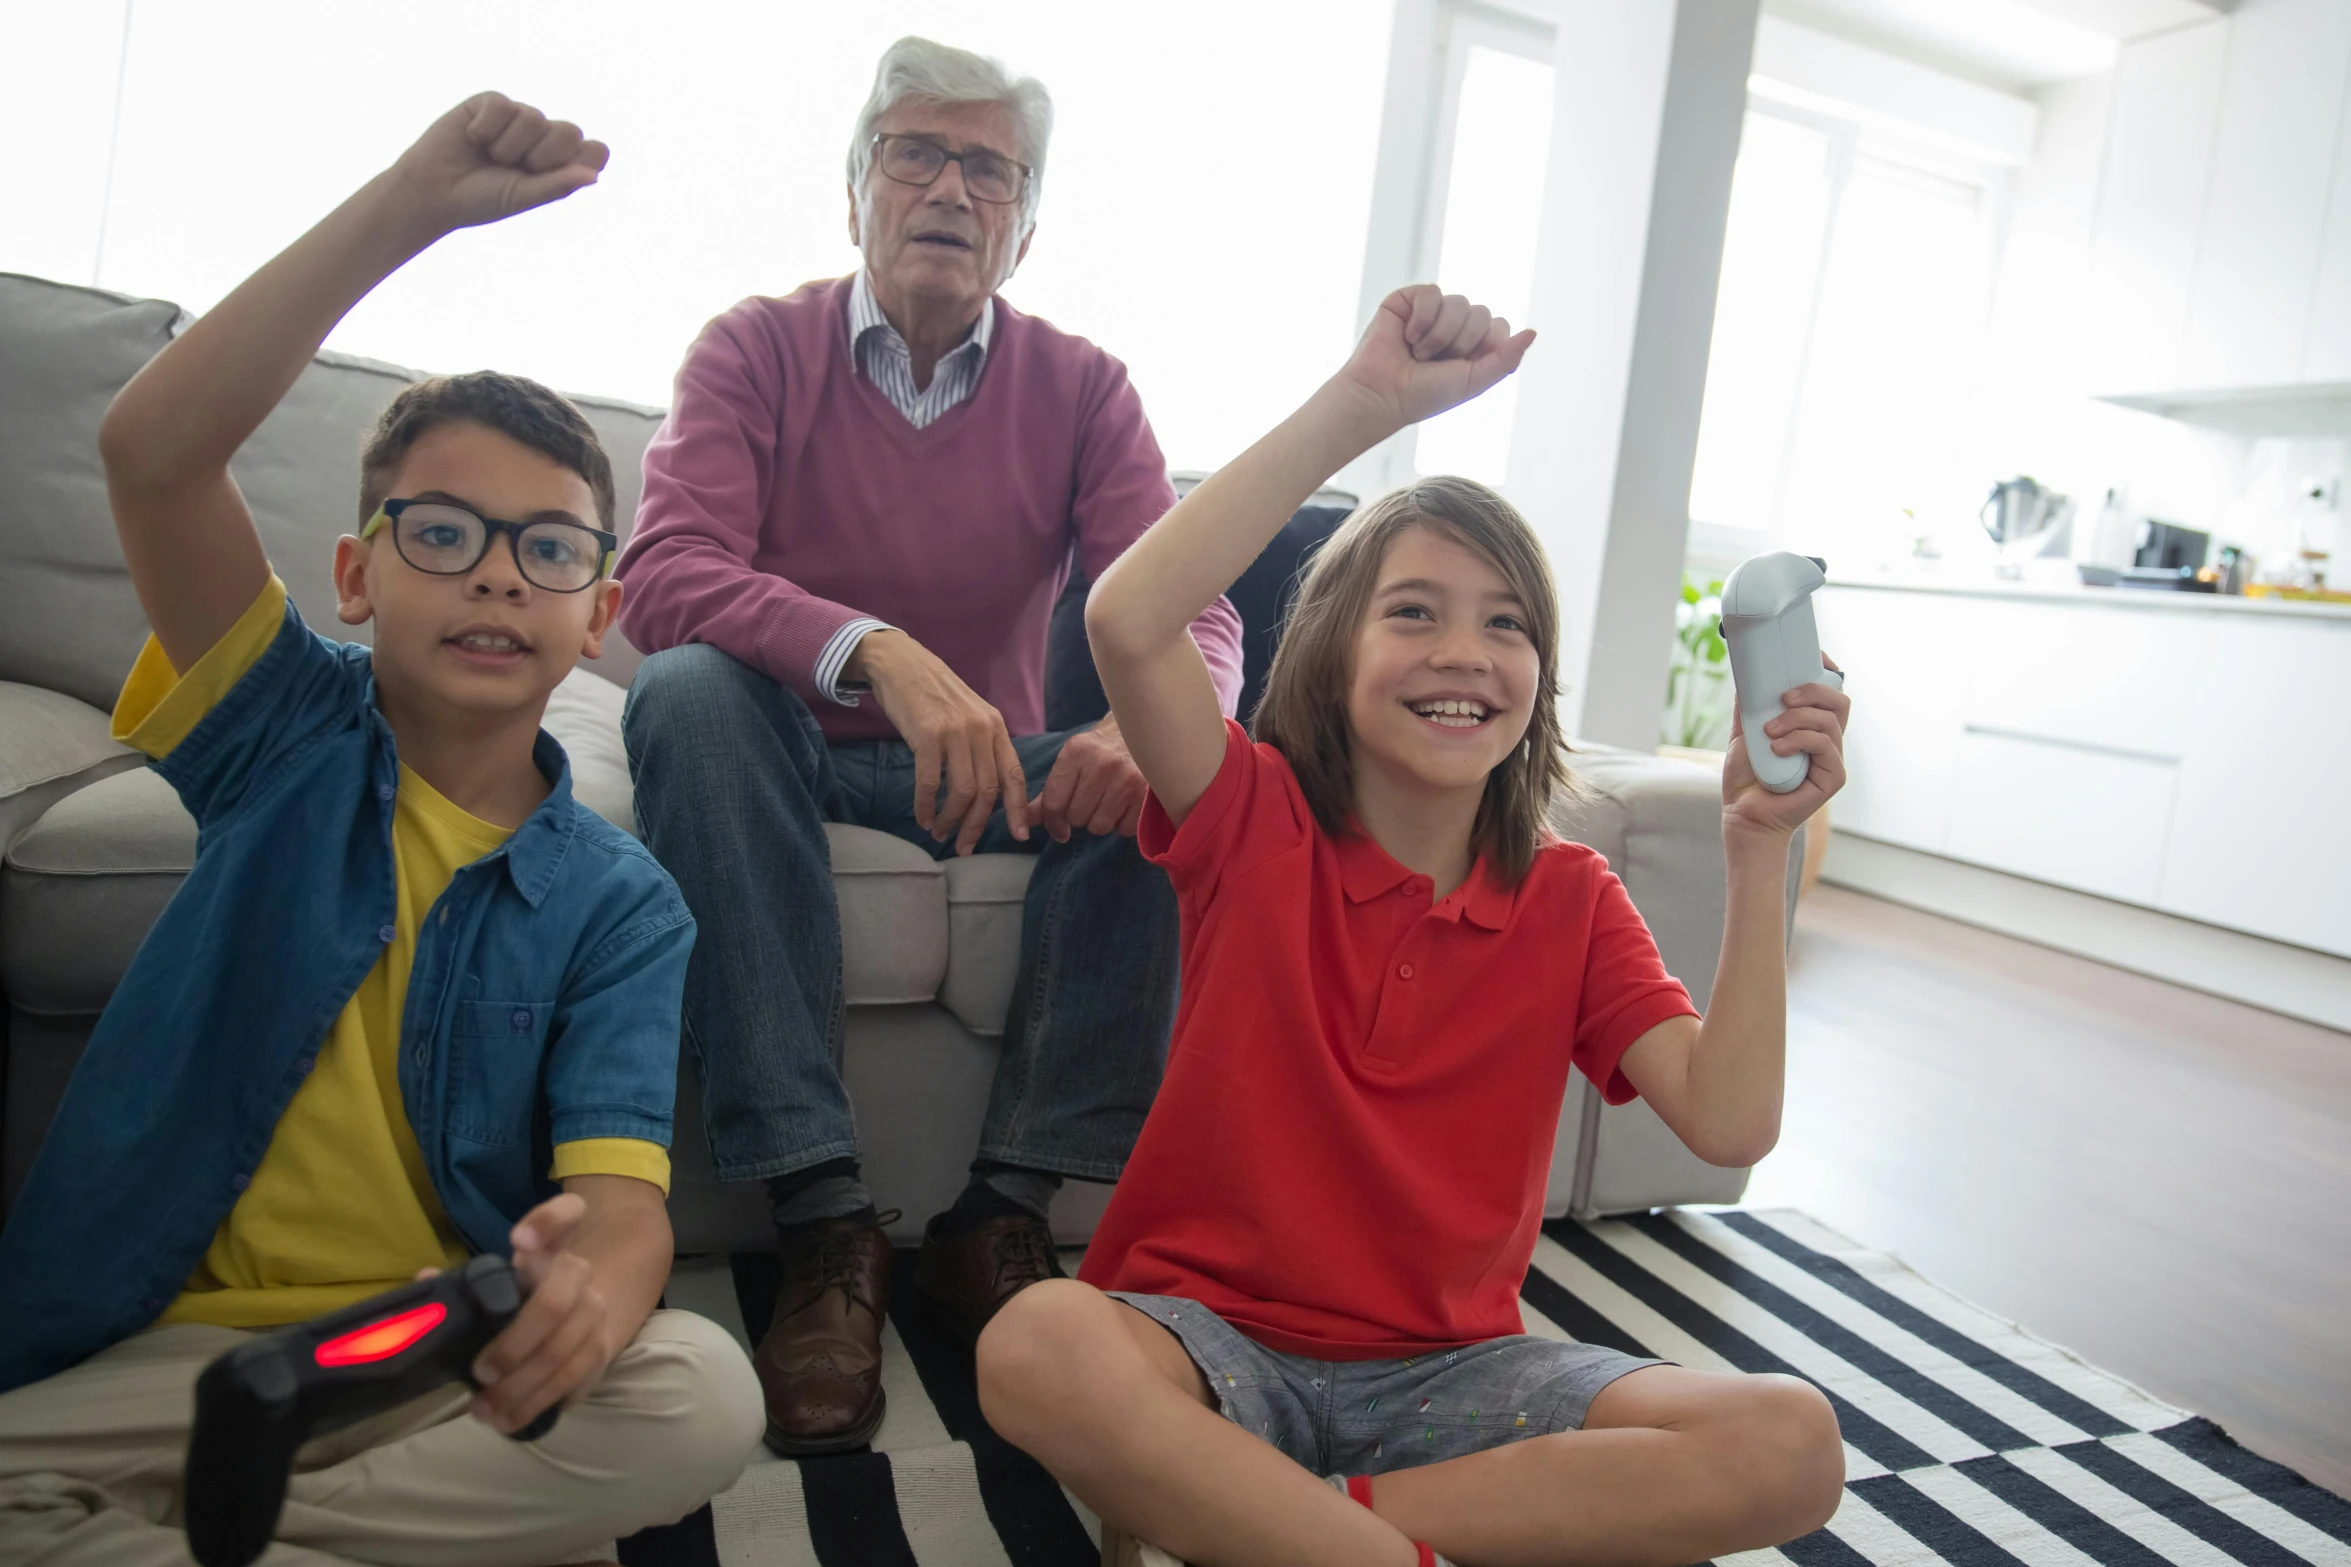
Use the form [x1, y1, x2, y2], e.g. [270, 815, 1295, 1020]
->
[616, 36, 1243, 1454]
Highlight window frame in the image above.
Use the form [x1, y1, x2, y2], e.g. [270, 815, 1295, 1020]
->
[1686, 96, 2013, 564]
[1353, 0, 1556, 494]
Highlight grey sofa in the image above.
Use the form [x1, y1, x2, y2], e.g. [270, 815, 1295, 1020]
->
[0, 270, 1776, 1260]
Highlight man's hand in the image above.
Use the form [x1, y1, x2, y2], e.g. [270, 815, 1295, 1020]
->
[386, 92, 609, 237]
[1031, 713, 1148, 842]
[1334, 284, 1535, 434]
[465, 1192, 620, 1435]
[1721, 658, 1850, 840]
[849, 629, 1032, 855]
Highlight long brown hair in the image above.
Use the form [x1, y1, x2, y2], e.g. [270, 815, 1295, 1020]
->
[1251, 476, 1580, 885]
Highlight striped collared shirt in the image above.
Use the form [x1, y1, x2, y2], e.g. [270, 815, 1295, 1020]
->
[848, 267, 994, 430]
[814, 272, 999, 706]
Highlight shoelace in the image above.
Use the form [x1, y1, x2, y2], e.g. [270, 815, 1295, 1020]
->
[990, 1222, 1061, 1292]
[788, 1209, 900, 1317]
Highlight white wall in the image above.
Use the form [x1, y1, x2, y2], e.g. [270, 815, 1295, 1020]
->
[0, 1, 1395, 474]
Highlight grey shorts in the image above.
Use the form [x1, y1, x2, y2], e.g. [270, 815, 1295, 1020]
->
[1110, 1292, 1665, 1477]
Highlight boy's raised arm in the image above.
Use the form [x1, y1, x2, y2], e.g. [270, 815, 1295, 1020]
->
[1084, 286, 1531, 824]
[97, 94, 608, 672]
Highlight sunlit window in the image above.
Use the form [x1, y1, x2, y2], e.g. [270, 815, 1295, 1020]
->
[1413, 43, 1554, 487]
[1777, 155, 1993, 561]
[0, 1, 1388, 475]
[1688, 106, 1997, 559]
[1687, 112, 1837, 532]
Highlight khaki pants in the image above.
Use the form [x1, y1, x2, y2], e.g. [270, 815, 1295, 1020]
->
[0, 1308, 763, 1566]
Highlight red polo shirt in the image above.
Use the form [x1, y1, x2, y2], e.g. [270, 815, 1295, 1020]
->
[1080, 720, 1698, 1359]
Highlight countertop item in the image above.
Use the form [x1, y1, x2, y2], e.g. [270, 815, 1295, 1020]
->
[1826, 568, 2351, 622]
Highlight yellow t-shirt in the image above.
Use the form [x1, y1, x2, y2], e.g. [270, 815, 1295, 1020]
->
[112, 576, 670, 1329]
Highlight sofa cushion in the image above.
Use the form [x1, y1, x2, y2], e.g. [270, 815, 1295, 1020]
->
[827, 825, 950, 1007]
[1, 754, 962, 1025]
[0, 276, 183, 710]
[0, 273, 665, 705]
[0, 682, 140, 854]
[2, 766, 192, 1016]
[938, 853, 1038, 1036]
[540, 668, 635, 834]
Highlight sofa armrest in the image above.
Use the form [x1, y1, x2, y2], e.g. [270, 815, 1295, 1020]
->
[1545, 744, 1804, 1216]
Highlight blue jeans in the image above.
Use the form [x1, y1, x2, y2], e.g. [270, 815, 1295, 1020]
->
[621, 644, 1178, 1185]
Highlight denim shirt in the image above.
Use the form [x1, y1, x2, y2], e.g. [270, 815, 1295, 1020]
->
[0, 603, 693, 1392]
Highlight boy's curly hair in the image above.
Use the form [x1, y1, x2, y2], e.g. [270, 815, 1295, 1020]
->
[1251, 476, 1581, 886]
[358, 372, 615, 529]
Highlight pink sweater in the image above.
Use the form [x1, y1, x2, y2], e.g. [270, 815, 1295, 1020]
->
[619, 278, 1244, 744]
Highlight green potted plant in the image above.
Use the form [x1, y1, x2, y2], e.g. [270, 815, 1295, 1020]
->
[1661, 573, 1732, 756]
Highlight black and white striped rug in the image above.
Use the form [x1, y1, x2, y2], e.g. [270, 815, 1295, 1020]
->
[616, 1208, 2351, 1567]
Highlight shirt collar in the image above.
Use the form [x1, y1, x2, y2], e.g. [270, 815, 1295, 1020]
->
[497, 731, 582, 908]
[1334, 827, 1514, 931]
[848, 268, 993, 361]
[363, 679, 578, 910]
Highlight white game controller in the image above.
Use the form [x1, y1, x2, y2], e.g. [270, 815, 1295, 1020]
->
[1719, 552, 1843, 795]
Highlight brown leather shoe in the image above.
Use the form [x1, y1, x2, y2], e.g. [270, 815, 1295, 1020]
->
[753, 1215, 893, 1455]
[912, 1210, 1066, 1345]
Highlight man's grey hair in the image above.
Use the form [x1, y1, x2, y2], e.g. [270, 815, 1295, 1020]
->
[846, 36, 1054, 231]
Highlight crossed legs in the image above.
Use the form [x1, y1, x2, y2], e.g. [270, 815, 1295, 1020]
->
[978, 1279, 1844, 1567]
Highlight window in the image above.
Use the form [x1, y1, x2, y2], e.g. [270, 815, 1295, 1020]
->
[1686, 112, 1838, 534]
[0, 3, 1391, 475]
[1688, 106, 2002, 564]
[1411, 38, 1554, 487]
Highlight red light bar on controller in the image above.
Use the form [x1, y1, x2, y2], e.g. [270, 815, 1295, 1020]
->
[314, 1302, 448, 1367]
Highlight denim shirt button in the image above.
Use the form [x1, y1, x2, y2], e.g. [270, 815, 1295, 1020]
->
[377, 782, 395, 803]
[378, 923, 397, 944]
[510, 1008, 532, 1030]
[231, 1172, 250, 1192]
[295, 1054, 315, 1075]
[142, 1294, 162, 1315]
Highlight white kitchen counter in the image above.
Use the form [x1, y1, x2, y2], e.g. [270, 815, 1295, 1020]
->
[1827, 569, 2351, 623]
[1814, 580, 2350, 964]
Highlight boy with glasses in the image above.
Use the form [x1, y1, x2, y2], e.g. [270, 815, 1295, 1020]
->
[0, 94, 762, 1562]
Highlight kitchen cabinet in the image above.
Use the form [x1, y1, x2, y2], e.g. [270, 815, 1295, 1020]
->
[2159, 614, 2351, 953]
[2178, 0, 2351, 389]
[2306, 41, 2351, 381]
[1944, 730, 2179, 906]
[1816, 580, 2351, 959]
[1812, 587, 1967, 851]
[2086, 20, 2229, 394]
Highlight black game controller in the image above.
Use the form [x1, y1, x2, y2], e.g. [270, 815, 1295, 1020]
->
[182, 1253, 558, 1567]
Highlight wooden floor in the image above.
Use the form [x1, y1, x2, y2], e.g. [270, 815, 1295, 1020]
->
[1750, 884, 2351, 1498]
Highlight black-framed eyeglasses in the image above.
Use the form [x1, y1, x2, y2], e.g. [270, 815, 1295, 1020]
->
[362, 498, 617, 594]
[869, 132, 1031, 206]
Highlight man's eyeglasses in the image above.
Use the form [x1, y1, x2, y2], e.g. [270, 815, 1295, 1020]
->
[869, 132, 1031, 207]
[361, 499, 617, 594]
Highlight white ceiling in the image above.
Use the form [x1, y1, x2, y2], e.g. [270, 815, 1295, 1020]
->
[1761, 0, 2234, 91]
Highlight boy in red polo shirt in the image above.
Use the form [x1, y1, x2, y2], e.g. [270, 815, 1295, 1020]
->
[975, 286, 1852, 1567]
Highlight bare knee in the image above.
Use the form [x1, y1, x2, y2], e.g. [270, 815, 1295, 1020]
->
[1732, 1375, 1845, 1540]
[976, 1279, 1128, 1452]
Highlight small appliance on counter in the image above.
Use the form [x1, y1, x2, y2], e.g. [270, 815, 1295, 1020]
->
[2133, 519, 2209, 573]
[2076, 563, 2218, 592]
[1981, 477, 2072, 575]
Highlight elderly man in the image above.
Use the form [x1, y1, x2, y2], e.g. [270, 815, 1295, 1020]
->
[616, 36, 1242, 1455]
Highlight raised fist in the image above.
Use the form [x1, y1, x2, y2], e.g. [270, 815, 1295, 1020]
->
[388, 92, 609, 234]
[1339, 284, 1536, 432]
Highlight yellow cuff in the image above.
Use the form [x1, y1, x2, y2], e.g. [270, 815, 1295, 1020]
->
[112, 575, 289, 758]
[550, 1137, 672, 1196]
